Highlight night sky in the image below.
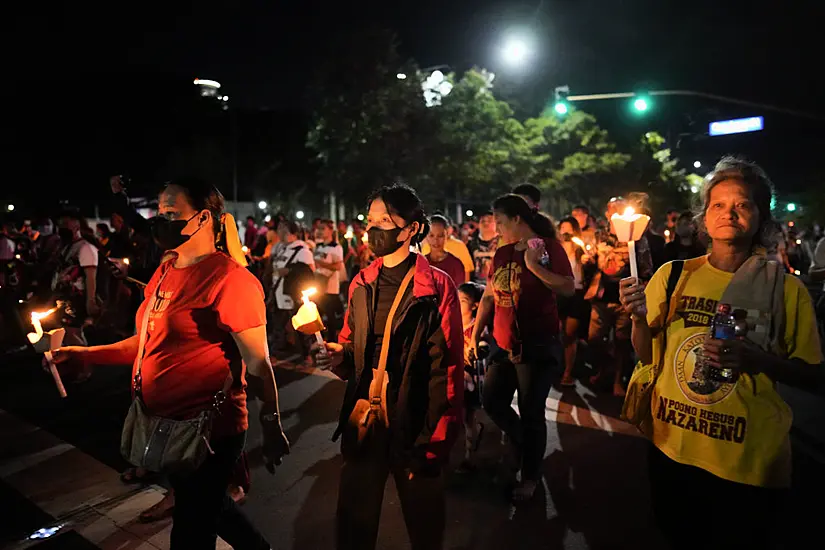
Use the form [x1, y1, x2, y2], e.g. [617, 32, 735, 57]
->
[5, 0, 825, 202]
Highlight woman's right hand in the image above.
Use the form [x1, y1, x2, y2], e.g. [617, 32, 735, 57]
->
[50, 347, 90, 378]
[310, 342, 344, 370]
[619, 277, 647, 319]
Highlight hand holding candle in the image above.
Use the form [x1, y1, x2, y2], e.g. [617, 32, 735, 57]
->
[27, 308, 68, 398]
[291, 288, 328, 361]
[610, 206, 651, 280]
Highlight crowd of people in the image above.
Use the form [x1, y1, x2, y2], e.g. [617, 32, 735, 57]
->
[0, 157, 823, 549]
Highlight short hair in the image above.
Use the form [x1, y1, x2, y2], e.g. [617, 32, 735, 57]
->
[512, 183, 541, 205]
[430, 214, 450, 228]
[458, 281, 484, 304]
[696, 156, 775, 248]
[279, 219, 300, 236]
[572, 205, 590, 214]
[677, 211, 694, 224]
[478, 210, 494, 219]
[558, 216, 582, 237]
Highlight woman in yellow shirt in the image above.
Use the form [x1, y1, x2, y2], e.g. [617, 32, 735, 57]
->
[620, 157, 823, 550]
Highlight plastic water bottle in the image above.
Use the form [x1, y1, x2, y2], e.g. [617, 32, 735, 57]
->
[709, 303, 737, 382]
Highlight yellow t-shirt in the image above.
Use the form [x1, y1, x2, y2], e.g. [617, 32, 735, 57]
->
[421, 237, 474, 274]
[645, 256, 823, 488]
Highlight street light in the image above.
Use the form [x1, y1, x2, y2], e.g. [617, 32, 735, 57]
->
[296, 210, 305, 220]
[357, 214, 365, 221]
[396, 73, 407, 80]
[258, 201, 267, 210]
[6, 204, 13, 212]
[466, 209, 474, 218]
[693, 160, 702, 169]
[501, 38, 530, 66]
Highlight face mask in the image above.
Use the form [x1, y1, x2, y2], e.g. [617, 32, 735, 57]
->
[58, 227, 75, 244]
[39, 224, 54, 237]
[367, 225, 408, 257]
[151, 213, 201, 251]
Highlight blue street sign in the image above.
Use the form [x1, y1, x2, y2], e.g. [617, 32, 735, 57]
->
[709, 116, 764, 136]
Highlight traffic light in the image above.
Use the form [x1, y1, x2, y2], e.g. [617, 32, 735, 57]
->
[553, 85, 570, 116]
[786, 202, 797, 212]
[632, 94, 651, 114]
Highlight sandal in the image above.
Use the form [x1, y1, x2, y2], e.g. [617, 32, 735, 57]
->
[139, 492, 175, 523]
[120, 467, 156, 485]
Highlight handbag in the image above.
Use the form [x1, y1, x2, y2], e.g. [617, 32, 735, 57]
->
[621, 260, 684, 429]
[346, 266, 415, 447]
[120, 267, 235, 474]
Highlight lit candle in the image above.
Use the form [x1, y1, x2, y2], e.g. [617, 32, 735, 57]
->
[291, 288, 328, 361]
[26, 309, 67, 398]
[610, 206, 651, 280]
[242, 245, 249, 254]
[571, 237, 586, 250]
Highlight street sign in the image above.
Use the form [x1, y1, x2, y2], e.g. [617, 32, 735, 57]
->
[709, 116, 764, 136]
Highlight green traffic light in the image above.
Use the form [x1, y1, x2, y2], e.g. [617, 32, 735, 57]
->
[786, 203, 797, 212]
[633, 98, 649, 112]
[554, 102, 569, 115]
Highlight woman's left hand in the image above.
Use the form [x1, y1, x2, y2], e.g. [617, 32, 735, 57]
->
[702, 338, 773, 376]
[260, 410, 290, 474]
[524, 241, 545, 269]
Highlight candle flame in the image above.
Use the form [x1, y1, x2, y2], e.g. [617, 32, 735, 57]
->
[241, 246, 249, 253]
[302, 287, 317, 302]
[623, 206, 636, 217]
[664, 229, 671, 238]
[32, 308, 56, 322]
[344, 230, 354, 240]
[571, 237, 586, 249]
[362, 233, 369, 243]
[123, 257, 130, 265]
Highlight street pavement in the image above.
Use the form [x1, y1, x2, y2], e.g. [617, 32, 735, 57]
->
[0, 352, 823, 550]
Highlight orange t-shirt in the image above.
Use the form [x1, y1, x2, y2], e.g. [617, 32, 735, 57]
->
[134, 253, 266, 437]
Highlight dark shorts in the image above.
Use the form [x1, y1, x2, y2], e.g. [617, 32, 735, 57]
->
[588, 301, 631, 342]
[558, 289, 590, 324]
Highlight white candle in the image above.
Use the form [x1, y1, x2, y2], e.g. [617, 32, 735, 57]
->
[610, 206, 651, 280]
[292, 288, 328, 361]
[26, 309, 67, 398]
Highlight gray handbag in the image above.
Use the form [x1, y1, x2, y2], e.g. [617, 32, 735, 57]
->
[120, 268, 233, 473]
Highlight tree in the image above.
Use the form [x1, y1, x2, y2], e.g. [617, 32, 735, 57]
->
[524, 109, 631, 215]
[432, 69, 534, 209]
[306, 29, 439, 207]
[626, 132, 695, 215]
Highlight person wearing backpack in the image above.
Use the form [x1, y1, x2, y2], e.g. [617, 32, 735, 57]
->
[313, 183, 463, 550]
[619, 157, 824, 550]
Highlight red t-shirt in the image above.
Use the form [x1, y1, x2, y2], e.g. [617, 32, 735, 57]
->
[134, 253, 266, 437]
[488, 238, 572, 352]
[427, 252, 466, 286]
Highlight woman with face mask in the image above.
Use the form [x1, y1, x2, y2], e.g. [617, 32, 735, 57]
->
[314, 183, 463, 550]
[52, 177, 288, 550]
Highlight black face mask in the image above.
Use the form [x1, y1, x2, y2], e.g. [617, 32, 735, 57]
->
[151, 213, 201, 251]
[58, 227, 75, 245]
[367, 225, 408, 257]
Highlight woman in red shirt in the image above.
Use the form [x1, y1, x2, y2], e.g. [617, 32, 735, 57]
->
[472, 194, 574, 502]
[425, 214, 467, 286]
[53, 178, 289, 550]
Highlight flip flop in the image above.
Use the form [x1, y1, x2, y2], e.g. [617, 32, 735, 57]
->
[119, 468, 157, 485]
[139, 494, 175, 523]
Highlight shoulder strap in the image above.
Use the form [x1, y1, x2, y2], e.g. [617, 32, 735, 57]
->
[133, 265, 171, 393]
[665, 260, 684, 320]
[654, 260, 685, 377]
[370, 267, 416, 399]
[272, 244, 303, 293]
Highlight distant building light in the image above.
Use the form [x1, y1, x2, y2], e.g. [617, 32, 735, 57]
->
[709, 116, 764, 136]
[466, 209, 474, 217]
[222, 95, 229, 101]
[193, 78, 221, 89]
[258, 201, 267, 210]
[396, 73, 407, 80]
[296, 210, 305, 220]
[357, 214, 365, 221]
[6, 204, 13, 211]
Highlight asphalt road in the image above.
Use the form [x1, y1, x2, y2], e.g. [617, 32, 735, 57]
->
[0, 352, 822, 550]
